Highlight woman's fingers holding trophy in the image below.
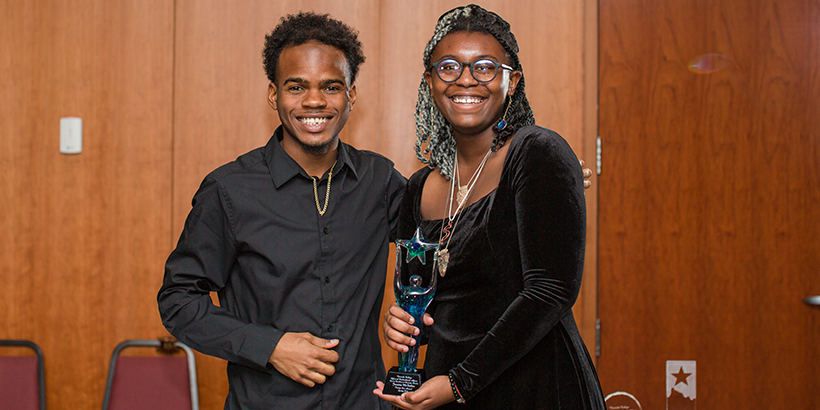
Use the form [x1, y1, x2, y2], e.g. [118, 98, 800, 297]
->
[383, 303, 419, 352]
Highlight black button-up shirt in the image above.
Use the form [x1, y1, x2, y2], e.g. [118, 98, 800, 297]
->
[158, 127, 405, 409]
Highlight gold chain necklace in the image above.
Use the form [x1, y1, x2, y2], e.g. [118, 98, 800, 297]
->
[312, 160, 337, 217]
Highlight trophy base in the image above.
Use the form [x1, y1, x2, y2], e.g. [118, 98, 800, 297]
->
[383, 366, 425, 395]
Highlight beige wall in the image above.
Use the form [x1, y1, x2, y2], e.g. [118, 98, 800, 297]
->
[1, 1, 595, 409]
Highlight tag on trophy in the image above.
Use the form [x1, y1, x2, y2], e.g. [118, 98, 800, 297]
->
[383, 228, 438, 395]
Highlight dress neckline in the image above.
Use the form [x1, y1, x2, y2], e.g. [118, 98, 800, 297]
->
[416, 167, 499, 224]
[416, 128, 525, 223]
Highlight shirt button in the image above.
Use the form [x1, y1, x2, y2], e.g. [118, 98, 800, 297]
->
[325, 276, 331, 283]
[323, 227, 330, 234]
[327, 325, 334, 332]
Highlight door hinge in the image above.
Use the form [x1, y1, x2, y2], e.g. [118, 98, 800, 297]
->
[595, 318, 601, 358]
[596, 136, 602, 176]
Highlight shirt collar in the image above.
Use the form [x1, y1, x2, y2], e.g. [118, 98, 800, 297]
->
[265, 126, 360, 188]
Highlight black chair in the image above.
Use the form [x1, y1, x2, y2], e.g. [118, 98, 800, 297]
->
[0, 339, 46, 410]
[101, 338, 199, 410]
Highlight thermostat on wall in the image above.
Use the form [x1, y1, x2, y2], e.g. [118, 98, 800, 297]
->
[60, 117, 82, 154]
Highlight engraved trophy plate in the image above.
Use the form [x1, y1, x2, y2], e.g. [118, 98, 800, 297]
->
[383, 228, 438, 395]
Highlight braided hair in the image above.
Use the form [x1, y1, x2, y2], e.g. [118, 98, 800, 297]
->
[414, 4, 535, 180]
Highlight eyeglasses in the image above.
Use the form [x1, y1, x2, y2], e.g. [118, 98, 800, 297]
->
[430, 58, 513, 83]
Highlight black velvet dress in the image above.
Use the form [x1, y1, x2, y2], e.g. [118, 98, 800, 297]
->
[399, 125, 605, 409]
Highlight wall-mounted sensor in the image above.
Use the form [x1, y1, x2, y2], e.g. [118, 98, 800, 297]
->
[60, 117, 82, 154]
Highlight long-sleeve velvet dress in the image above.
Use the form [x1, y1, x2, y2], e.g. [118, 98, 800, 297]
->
[398, 125, 605, 409]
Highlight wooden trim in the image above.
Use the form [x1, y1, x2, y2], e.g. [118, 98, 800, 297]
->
[580, 0, 600, 361]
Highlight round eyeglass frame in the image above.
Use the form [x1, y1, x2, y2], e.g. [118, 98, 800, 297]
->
[429, 58, 514, 83]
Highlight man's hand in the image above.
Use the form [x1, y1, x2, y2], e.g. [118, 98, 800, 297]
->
[269, 332, 340, 387]
[580, 159, 593, 189]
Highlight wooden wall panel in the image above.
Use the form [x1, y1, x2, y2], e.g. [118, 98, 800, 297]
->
[0, 1, 174, 409]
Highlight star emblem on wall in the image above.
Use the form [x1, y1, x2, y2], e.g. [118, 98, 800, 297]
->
[672, 366, 692, 386]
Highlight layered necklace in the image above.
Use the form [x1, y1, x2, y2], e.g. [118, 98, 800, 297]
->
[312, 160, 337, 217]
[436, 147, 493, 277]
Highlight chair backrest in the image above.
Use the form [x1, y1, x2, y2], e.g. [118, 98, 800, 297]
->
[0, 340, 46, 410]
[101, 339, 199, 410]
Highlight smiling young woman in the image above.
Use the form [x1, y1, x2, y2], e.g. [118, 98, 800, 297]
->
[417, 30, 521, 223]
[424, 31, 520, 144]
[376, 5, 605, 410]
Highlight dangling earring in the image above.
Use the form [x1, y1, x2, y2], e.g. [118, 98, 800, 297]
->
[496, 97, 512, 132]
[430, 105, 437, 141]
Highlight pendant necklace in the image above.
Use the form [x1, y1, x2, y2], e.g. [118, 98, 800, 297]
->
[456, 163, 469, 205]
[436, 148, 492, 277]
[312, 160, 337, 217]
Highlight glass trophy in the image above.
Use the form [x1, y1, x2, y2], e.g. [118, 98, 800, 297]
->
[383, 228, 438, 395]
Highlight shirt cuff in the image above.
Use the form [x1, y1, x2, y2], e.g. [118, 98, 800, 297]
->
[242, 323, 285, 373]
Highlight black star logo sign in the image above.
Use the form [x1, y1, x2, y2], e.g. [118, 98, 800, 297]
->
[672, 367, 692, 386]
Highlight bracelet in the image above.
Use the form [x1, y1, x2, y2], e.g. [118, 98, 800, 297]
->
[448, 372, 466, 404]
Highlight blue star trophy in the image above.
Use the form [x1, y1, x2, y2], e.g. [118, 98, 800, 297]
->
[383, 228, 438, 395]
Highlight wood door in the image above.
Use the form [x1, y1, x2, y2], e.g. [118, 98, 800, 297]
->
[597, 0, 820, 409]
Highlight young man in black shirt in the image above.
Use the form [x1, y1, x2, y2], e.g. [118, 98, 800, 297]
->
[158, 12, 403, 409]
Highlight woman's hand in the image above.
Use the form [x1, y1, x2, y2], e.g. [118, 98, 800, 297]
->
[373, 375, 455, 409]
[383, 302, 434, 353]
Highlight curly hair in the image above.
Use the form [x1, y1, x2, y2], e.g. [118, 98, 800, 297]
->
[262, 12, 365, 85]
[414, 4, 535, 180]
